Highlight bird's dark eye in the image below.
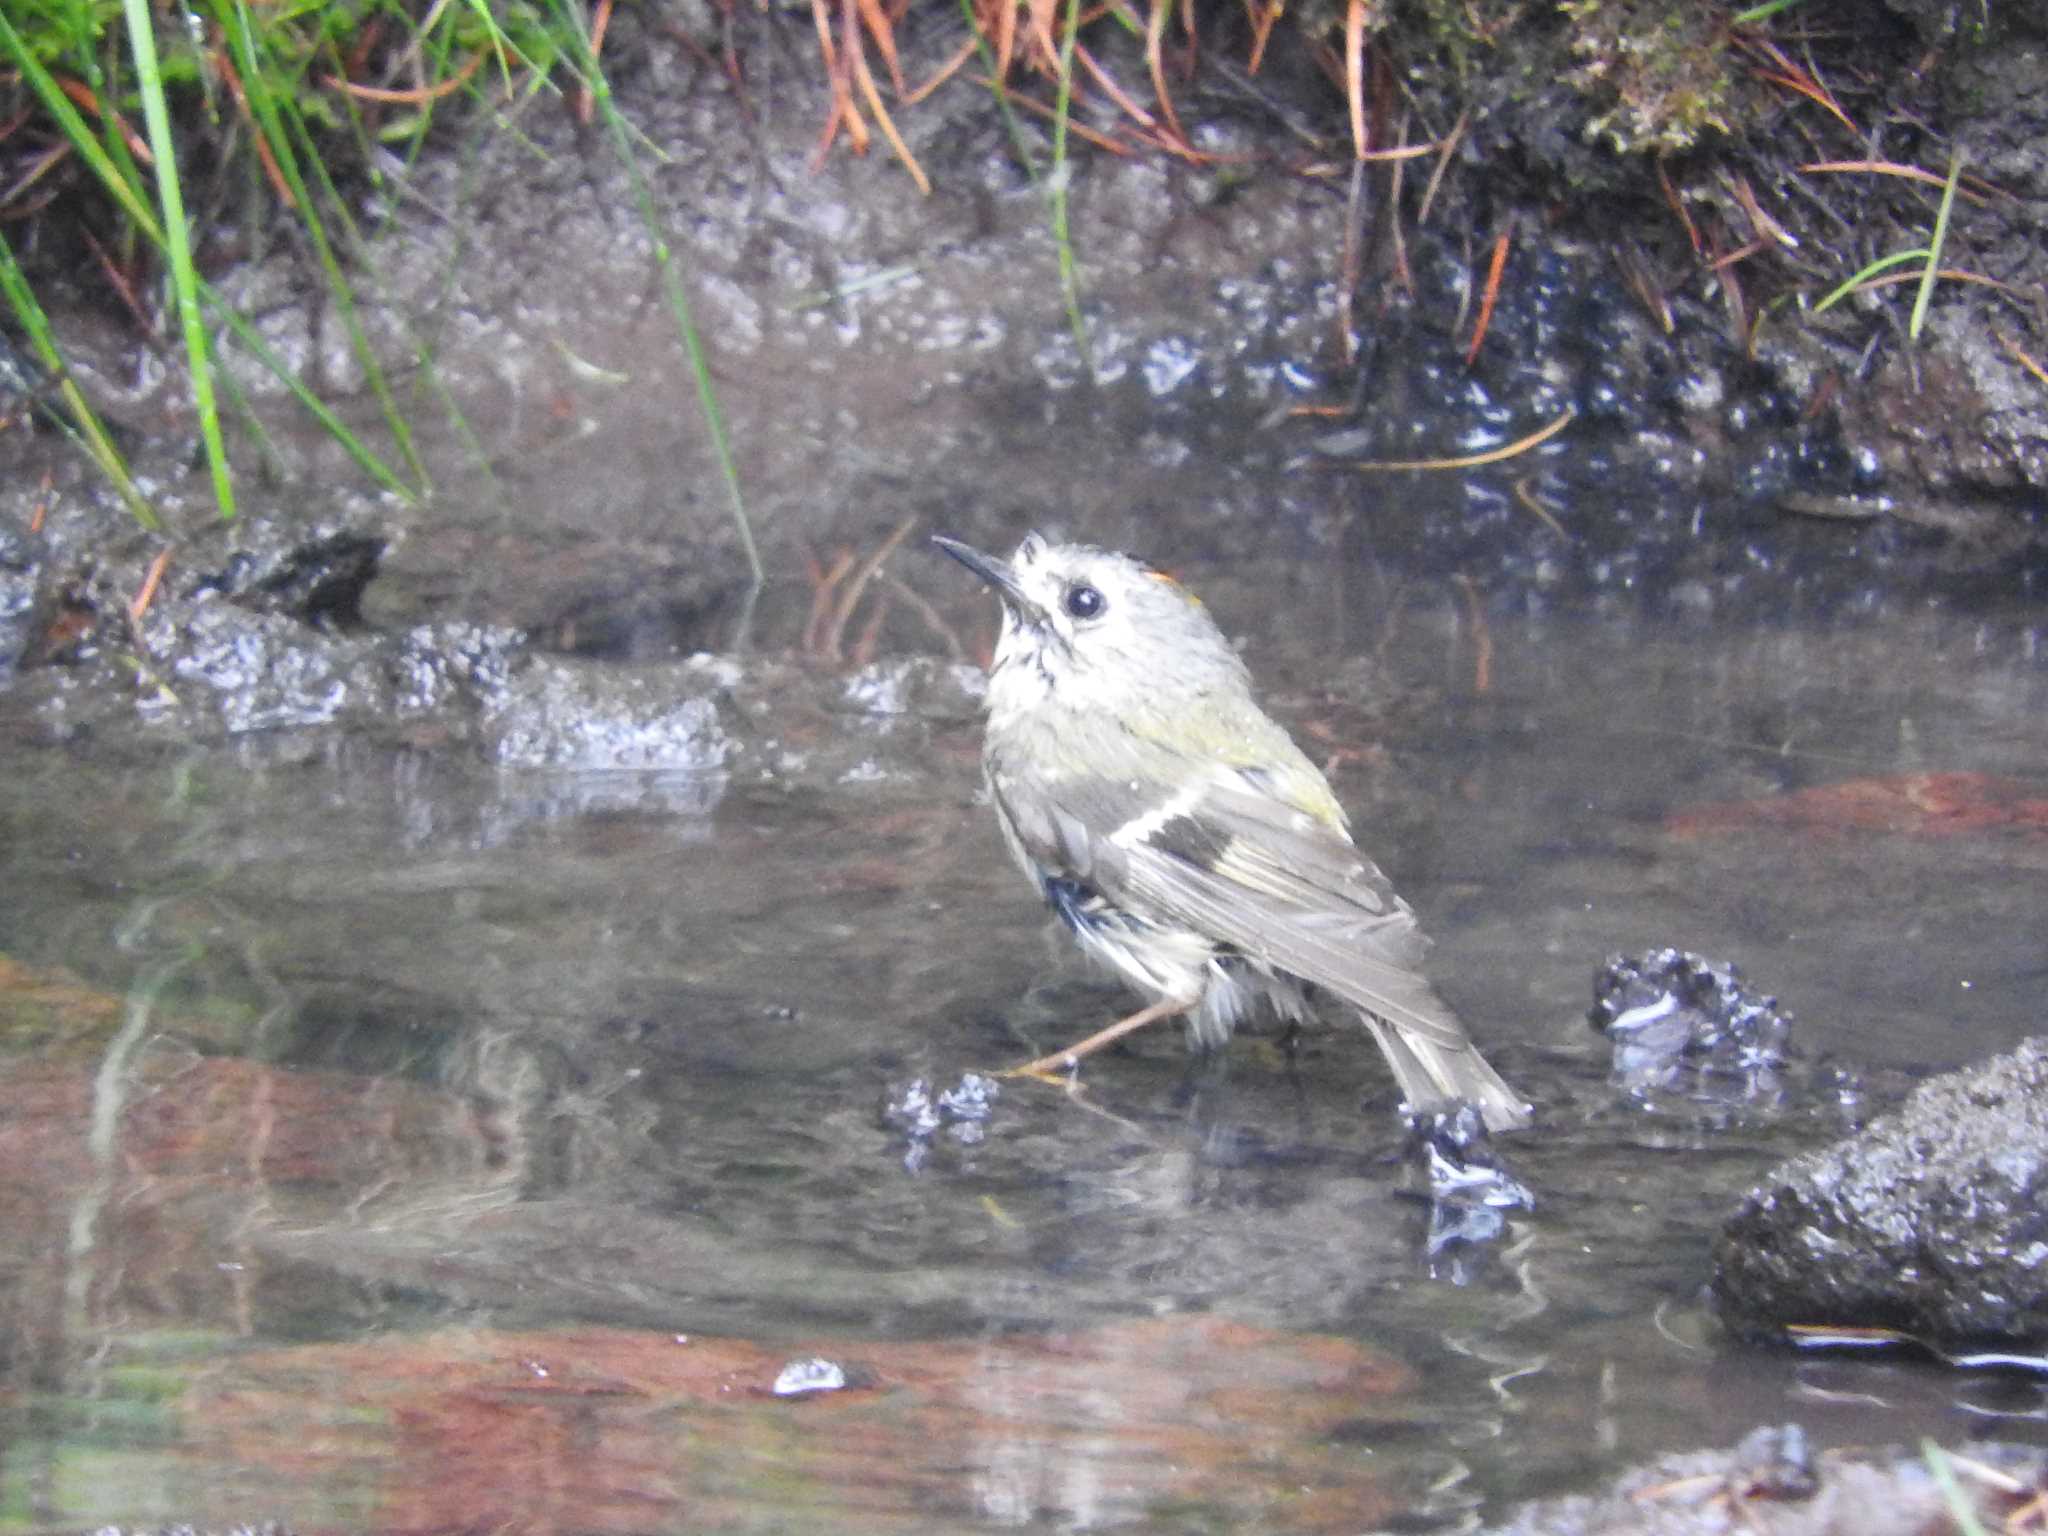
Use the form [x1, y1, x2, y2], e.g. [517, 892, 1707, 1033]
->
[1064, 583, 1106, 620]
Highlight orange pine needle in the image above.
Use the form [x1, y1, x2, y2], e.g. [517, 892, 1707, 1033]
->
[1336, 405, 1576, 472]
[1733, 33, 1858, 134]
[1416, 108, 1466, 227]
[1754, 67, 1855, 134]
[1072, 44, 1159, 131]
[803, 551, 855, 657]
[844, 0, 930, 192]
[1656, 160, 1702, 256]
[855, 0, 908, 95]
[324, 49, 484, 105]
[1851, 267, 2014, 299]
[1344, 0, 1368, 159]
[211, 51, 298, 208]
[1706, 237, 1769, 272]
[811, 0, 871, 163]
[1464, 226, 1510, 365]
[996, 85, 1134, 155]
[28, 471, 54, 536]
[1996, 331, 2048, 390]
[129, 548, 172, 624]
[1798, 159, 2004, 203]
[904, 33, 980, 105]
[571, 0, 616, 122]
[55, 75, 152, 165]
[1512, 476, 1568, 539]
[1725, 172, 1797, 249]
[992, 0, 1019, 86]
[1612, 244, 1674, 334]
[1244, 0, 1283, 73]
[80, 228, 152, 335]
[810, 0, 843, 82]
[1027, 0, 1059, 69]
[1145, 0, 1188, 149]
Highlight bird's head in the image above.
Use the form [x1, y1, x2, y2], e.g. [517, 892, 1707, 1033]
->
[932, 532, 1244, 716]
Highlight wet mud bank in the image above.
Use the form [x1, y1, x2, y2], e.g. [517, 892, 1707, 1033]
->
[5, 6, 2047, 703]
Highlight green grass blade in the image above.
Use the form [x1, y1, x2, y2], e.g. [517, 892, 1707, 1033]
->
[203, 301, 418, 500]
[1812, 247, 1930, 314]
[951, 0, 1089, 363]
[1910, 149, 1963, 343]
[217, 0, 429, 496]
[957, 0, 1041, 184]
[1051, 0, 1093, 376]
[547, 0, 761, 594]
[1732, 0, 1805, 22]
[121, 0, 236, 519]
[0, 10, 165, 244]
[461, 0, 531, 97]
[0, 230, 159, 530]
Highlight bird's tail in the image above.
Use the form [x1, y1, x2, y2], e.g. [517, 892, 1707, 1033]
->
[1359, 1012, 1532, 1133]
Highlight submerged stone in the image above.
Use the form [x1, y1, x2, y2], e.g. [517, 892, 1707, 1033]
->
[771, 1356, 848, 1397]
[483, 658, 730, 770]
[1713, 1037, 2048, 1347]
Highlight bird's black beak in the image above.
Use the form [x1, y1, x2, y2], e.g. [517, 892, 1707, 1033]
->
[931, 535, 1032, 613]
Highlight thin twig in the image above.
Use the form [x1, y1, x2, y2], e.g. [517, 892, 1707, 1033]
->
[1415, 107, 1465, 227]
[819, 515, 917, 661]
[1512, 476, 1567, 538]
[1331, 405, 1575, 471]
[803, 549, 856, 656]
[1451, 573, 1491, 695]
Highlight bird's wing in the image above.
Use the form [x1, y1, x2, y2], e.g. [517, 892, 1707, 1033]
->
[992, 738, 1463, 1049]
[1111, 772, 1468, 1049]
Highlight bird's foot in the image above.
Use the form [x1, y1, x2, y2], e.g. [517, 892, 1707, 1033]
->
[997, 994, 1196, 1086]
[996, 1052, 1084, 1086]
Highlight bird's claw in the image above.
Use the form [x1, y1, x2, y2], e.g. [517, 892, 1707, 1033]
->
[995, 1054, 1081, 1087]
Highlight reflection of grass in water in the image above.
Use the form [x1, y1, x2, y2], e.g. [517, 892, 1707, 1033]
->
[5, 1369, 386, 1531]
[0, 955, 125, 1056]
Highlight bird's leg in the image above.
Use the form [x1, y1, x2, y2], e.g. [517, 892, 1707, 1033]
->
[1000, 994, 1197, 1083]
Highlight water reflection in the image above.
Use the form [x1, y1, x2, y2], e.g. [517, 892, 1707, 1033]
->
[2, 597, 2045, 1529]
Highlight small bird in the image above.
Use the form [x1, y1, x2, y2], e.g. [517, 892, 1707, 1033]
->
[934, 532, 1532, 1133]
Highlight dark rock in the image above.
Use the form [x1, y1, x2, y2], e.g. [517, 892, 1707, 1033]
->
[202, 531, 386, 628]
[1712, 1038, 2048, 1346]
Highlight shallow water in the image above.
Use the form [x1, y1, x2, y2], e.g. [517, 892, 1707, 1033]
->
[2, 584, 2046, 1532]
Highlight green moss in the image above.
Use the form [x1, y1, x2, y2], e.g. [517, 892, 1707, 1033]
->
[1561, 0, 1738, 154]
